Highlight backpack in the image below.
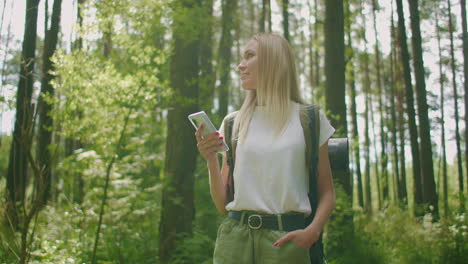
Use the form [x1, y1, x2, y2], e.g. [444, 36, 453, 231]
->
[223, 104, 324, 264]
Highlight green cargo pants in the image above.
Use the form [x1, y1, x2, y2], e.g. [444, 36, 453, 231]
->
[213, 217, 310, 264]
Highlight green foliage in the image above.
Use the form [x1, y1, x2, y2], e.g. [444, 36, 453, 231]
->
[328, 207, 467, 264]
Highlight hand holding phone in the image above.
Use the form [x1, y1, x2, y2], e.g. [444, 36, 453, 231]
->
[188, 111, 229, 152]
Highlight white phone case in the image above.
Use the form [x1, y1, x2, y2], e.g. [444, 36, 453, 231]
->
[188, 111, 229, 152]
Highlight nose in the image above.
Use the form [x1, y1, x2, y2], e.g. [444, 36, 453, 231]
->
[238, 61, 246, 71]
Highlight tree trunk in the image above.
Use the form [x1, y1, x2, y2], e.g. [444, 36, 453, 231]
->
[68, 0, 85, 204]
[345, 0, 363, 208]
[158, 0, 202, 262]
[448, 0, 465, 212]
[389, 6, 401, 205]
[372, 0, 388, 205]
[5, 0, 40, 228]
[408, 0, 438, 218]
[324, 1, 352, 258]
[325, 0, 347, 155]
[266, 0, 271, 32]
[37, 0, 62, 207]
[461, 0, 468, 199]
[217, 0, 237, 119]
[364, 48, 372, 214]
[199, 0, 215, 112]
[260, 0, 266, 32]
[435, 9, 449, 217]
[282, 0, 289, 41]
[396, 0, 423, 216]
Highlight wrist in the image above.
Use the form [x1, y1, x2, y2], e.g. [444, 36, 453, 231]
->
[206, 155, 218, 164]
[305, 225, 321, 239]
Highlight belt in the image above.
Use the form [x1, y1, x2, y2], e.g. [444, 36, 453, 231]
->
[228, 211, 305, 232]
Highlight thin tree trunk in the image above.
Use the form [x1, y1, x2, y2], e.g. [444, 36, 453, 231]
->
[389, 5, 401, 205]
[199, 0, 215, 112]
[267, 0, 271, 32]
[396, 0, 423, 216]
[461, 0, 468, 198]
[217, 0, 237, 119]
[37, 0, 62, 206]
[364, 50, 372, 214]
[448, 0, 465, 212]
[345, 0, 363, 208]
[260, 0, 266, 32]
[5, 0, 41, 228]
[372, 0, 388, 205]
[370, 97, 382, 210]
[68, 0, 85, 204]
[435, 9, 449, 217]
[282, 0, 289, 41]
[0, 0, 13, 147]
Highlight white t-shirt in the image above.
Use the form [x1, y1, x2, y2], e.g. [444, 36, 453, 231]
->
[219, 102, 335, 215]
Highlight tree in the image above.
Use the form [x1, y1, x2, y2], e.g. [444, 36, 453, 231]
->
[461, 0, 468, 199]
[282, 0, 290, 41]
[217, 0, 238, 119]
[447, 0, 465, 212]
[435, 6, 449, 216]
[408, 0, 438, 217]
[345, 0, 363, 208]
[372, 0, 389, 205]
[396, 0, 423, 215]
[5, 0, 41, 228]
[324, 0, 352, 258]
[199, 0, 215, 112]
[37, 0, 63, 206]
[158, 0, 205, 262]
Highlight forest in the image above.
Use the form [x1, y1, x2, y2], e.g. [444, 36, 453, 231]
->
[0, 0, 467, 263]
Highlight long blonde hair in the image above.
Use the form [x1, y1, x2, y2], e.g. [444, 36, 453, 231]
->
[233, 33, 305, 143]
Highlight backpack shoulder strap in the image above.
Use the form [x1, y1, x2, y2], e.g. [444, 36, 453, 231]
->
[299, 104, 320, 170]
[300, 104, 324, 264]
[224, 112, 237, 202]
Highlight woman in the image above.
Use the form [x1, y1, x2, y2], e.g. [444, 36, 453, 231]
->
[195, 33, 335, 264]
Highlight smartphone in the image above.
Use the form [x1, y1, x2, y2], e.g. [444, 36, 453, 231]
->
[188, 111, 229, 152]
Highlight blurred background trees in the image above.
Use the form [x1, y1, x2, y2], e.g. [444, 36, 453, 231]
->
[0, 0, 466, 263]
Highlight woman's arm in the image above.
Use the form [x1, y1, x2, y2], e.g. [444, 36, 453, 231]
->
[274, 141, 336, 248]
[206, 153, 230, 215]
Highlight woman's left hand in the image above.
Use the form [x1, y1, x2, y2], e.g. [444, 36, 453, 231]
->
[273, 228, 320, 249]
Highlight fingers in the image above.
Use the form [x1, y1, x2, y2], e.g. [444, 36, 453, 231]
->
[195, 126, 224, 159]
[195, 124, 204, 142]
[273, 233, 292, 247]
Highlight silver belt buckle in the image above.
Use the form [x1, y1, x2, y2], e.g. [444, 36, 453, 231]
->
[247, 214, 262, 229]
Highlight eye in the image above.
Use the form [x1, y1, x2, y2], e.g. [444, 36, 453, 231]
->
[245, 52, 254, 59]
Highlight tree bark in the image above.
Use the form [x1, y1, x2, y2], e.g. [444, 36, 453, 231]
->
[372, 0, 389, 205]
[389, 6, 401, 205]
[199, 0, 215, 112]
[5, 0, 41, 228]
[408, 0, 438, 217]
[396, 0, 423, 215]
[37, 0, 62, 207]
[282, 0, 289, 41]
[324, 1, 352, 257]
[158, 0, 203, 262]
[448, 0, 465, 212]
[435, 9, 449, 217]
[217, 0, 237, 119]
[345, 0, 363, 208]
[461, 0, 468, 199]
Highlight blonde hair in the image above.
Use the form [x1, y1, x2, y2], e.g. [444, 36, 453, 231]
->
[233, 33, 305, 143]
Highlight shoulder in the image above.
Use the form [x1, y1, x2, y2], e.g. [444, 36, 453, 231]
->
[223, 111, 239, 123]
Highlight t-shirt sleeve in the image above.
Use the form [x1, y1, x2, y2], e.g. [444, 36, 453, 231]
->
[318, 109, 335, 147]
